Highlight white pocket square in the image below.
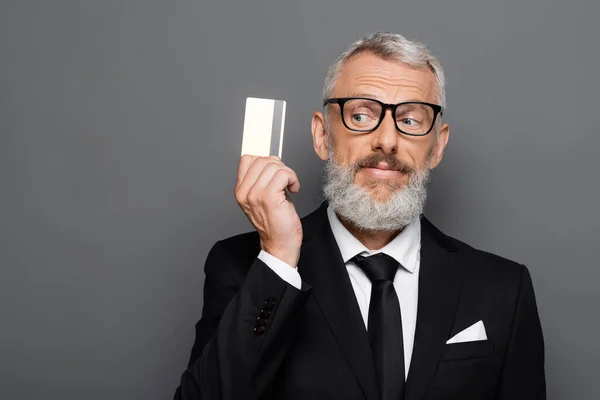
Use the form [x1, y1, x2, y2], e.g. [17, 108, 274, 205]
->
[446, 320, 487, 344]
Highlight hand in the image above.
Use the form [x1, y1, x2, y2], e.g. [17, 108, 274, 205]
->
[235, 155, 303, 267]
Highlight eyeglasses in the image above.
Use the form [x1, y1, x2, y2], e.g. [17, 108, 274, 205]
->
[323, 97, 443, 136]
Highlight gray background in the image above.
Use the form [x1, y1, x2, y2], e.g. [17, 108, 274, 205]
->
[1, 0, 598, 399]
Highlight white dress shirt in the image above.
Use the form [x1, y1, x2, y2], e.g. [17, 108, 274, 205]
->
[257, 205, 421, 379]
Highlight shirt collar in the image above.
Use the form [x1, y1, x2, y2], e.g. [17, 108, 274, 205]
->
[326, 204, 421, 273]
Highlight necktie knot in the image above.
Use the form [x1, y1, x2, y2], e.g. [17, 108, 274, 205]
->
[351, 253, 399, 282]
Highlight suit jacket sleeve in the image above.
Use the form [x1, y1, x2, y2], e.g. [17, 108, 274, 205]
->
[498, 264, 546, 399]
[174, 240, 312, 400]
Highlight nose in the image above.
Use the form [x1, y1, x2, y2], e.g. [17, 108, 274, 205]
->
[371, 109, 399, 154]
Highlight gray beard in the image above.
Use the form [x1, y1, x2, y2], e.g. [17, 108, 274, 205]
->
[322, 156, 431, 232]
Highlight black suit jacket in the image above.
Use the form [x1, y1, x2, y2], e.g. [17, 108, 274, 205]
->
[175, 202, 545, 399]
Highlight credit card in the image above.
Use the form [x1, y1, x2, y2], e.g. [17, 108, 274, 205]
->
[241, 97, 287, 159]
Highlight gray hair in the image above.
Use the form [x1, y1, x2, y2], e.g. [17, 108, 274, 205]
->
[322, 32, 446, 109]
[322, 150, 431, 232]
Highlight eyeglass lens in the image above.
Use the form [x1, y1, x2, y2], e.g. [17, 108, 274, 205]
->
[343, 99, 435, 135]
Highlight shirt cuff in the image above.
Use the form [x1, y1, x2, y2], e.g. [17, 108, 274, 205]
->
[257, 250, 302, 290]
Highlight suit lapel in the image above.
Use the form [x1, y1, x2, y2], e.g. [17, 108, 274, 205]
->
[404, 216, 465, 400]
[298, 203, 380, 400]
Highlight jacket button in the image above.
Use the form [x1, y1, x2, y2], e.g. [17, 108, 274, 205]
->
[264, 298, 275, 308]
[257, 317, 267, 326]
[253, 325, 265, 335]
[260, 308, 272, 318]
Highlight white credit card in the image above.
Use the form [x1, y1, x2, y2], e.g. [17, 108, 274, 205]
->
[241, 97, 287, 159]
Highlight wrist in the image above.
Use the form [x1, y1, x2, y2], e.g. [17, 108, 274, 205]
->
[261, 242, 301, 268]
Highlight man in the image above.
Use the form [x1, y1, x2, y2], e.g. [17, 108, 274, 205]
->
[174, 32, 545, 399]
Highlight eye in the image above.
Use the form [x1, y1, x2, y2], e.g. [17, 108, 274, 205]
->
[352, 113, 370, 123]
[399, 118, 417, 126]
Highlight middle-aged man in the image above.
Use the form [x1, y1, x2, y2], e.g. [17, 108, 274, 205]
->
[174, 32, 545, 400]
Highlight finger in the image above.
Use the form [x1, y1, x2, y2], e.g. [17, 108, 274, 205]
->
[268, 167, 300, 195]
[238, 155, 283, 187]
[237, 154, 257, 187]
[237, 156, 274, 190]
[263, 156, 298, 191]
[250, 163, 291, 194]
[237, 155, 282, 186]
[237, 158, 283, 198]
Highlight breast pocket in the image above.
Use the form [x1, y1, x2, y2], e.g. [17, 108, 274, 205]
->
[440, 339, 495, 361]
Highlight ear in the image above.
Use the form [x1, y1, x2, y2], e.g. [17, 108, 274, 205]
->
[311, 111, 330, 161]
[427, 122, 450, 169]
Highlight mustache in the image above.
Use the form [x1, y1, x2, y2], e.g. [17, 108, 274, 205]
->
[352, 153, 415, 175]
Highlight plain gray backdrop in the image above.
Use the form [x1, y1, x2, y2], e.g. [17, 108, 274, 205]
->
[1, 0, 598, 399]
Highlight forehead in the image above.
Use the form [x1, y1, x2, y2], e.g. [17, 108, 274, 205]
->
[333, 52, 437, 104]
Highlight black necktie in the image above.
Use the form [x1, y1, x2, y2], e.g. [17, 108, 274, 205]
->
[351, 253, 405, 400]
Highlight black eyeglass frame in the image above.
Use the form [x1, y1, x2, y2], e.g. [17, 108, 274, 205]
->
[323, 97, 444, 136]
